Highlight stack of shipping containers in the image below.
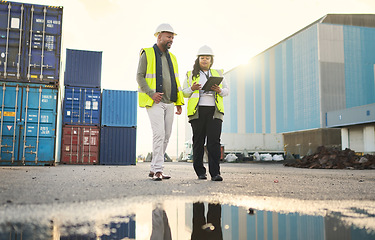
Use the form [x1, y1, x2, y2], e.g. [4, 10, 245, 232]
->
[60, 49, 102, 164]
[100, 89, 137, 165]
[0, 1, 62, 166]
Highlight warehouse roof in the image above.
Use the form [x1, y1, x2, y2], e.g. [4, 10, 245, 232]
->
[319, 14, 375, 28]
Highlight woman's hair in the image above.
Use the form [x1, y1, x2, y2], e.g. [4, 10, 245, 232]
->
[192, 56, 214, 79]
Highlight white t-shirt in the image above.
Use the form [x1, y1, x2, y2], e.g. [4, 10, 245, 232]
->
[198, 70, 216, 106]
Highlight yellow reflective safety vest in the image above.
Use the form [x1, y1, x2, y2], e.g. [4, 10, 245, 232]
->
[138, 47, 184, 108]
[186, 69, 224, 117]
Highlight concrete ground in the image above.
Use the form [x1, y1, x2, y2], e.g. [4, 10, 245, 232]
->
[0, 161, 374, 205]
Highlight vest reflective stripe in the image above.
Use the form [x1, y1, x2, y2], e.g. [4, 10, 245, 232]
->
[138, 47, 184, 107]
[187, 69, 224, 116]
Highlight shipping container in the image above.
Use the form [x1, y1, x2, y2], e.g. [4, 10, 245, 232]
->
[64, 49, 102, 88]
[101, 89, 137, 127]
[0, 81, 57, 166]
[60, 125, 99, 164]
[63, 86, 101, 125]
[0, 1, 63, 84]
[100, 126, 136, 165]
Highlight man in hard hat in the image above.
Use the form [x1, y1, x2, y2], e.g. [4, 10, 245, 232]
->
[136, 23, 184, 181]
[183, 45, 229, 181]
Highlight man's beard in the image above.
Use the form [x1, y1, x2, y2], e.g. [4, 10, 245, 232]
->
[165, 42, 172, 50]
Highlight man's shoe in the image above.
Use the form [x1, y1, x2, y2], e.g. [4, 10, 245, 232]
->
[161, 173, 171, 179]
[152, 172, 162, 181]
[198, 174, 207, 180]
[149, 171, 154, 178]
[211, 175, 223, 181]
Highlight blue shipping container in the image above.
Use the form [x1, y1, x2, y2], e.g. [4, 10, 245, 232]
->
[64, 49, 102, 88]
[0, 1, 63, 84]
[100, 126, 136, 165]
[0, 81, 57, 166]
[63, 86, 101, 125]
[101, 89, 137, 127]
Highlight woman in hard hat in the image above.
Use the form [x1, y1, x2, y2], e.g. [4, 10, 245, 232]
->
[183, 45, 229, 181]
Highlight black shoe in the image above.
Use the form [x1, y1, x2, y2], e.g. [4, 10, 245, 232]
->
[211, 175, 223, 181]
[198, 174, 207, 180]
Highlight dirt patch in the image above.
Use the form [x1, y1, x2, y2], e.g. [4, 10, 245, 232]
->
[284, 146, 375, 169]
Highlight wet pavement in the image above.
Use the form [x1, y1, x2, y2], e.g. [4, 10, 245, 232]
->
[0, 162, 374, 239]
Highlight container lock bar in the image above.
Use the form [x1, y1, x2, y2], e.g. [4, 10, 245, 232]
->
[17, 5, 24, 79]
[11, 85, 19, 163]
[0, 83, 6, 160]
[22, 86, 30, 164]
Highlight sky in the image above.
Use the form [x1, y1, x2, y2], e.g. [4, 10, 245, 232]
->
[11, 0, 375, 158]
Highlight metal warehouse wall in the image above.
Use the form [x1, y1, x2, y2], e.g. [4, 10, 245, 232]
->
[223, 24, 320, 134]
[223, 16, 375, 135]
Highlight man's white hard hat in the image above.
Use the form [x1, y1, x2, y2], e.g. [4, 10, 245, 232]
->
[197, 45, 214, 56]
[154, 23, 177, 37]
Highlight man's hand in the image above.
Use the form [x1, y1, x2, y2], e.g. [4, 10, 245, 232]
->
[152, 92, 164, 104]
[175, 105, 182, 115]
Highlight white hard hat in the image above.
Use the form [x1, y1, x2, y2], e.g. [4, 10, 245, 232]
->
[154, 23, 177, 37]
[197, 45, 214, 56]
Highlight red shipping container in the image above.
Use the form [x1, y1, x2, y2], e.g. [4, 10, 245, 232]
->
[61, 125, 100, 164]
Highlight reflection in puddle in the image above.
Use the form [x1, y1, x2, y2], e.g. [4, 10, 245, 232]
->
[0, 197, 374, 239]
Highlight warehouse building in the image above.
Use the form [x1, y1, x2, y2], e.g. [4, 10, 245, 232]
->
[222, 14, 375, 156]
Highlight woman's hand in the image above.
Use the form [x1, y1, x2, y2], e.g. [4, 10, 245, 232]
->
[191, 82, 201, 91]
[211, 84, 221, 93]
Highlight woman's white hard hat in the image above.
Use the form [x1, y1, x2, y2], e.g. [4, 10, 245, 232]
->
[197, 45, 214, 56]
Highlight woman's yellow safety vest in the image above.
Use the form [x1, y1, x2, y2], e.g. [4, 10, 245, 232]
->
[186, 69, 224, 117]
[138, 47, 184, 108]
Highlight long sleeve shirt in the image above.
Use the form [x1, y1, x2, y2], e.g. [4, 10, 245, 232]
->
[183, 70, 229, 121]
[136, 51, 173, 104]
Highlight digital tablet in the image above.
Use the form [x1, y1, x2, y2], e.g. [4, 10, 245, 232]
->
[202, 76, 223, 92]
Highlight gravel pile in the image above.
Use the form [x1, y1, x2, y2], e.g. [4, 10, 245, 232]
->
[284, 146, 375, 169]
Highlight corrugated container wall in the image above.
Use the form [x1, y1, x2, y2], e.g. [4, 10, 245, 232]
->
[100, 126, 136, 165]
[63, 87, 101, 125]
[223, 20, 375, 135]
[61, 125, 99, 164]
[0, 82, 57, 166]
[0, 1, 63, 85]
[101, 90, 137, 127]
[64, 49, 102, 88]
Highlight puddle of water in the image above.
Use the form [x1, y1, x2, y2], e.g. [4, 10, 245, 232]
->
[0, 196, 374, 240]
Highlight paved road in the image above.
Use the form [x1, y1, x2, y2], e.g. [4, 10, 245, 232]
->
[0, 161, 374, 205]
